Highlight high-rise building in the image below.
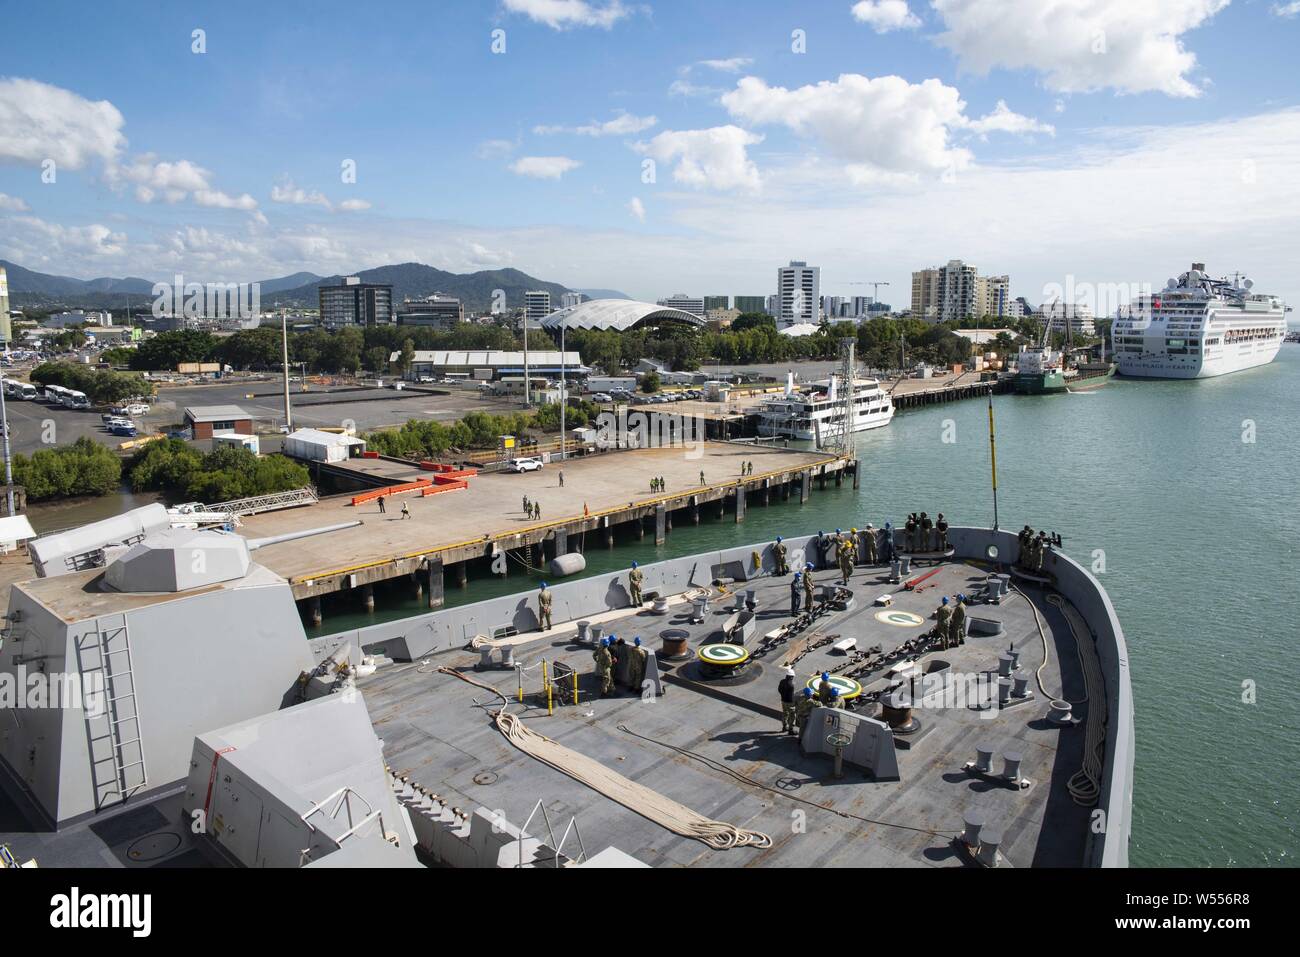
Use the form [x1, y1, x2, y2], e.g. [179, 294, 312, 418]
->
[1038, 301, 1096, 335]
[777, 261, 820, 325]
[656, 294, 705, 317]
[911, 268, 941, 320]
[822, 295, 847, 319]
[0, 267, 10, 346]
[396, 295, 464, 329]
[560, 291, 585, 309]
[734, 295, 768, 314]
[524, 291, 552, 325]
[912, 261, 1009, 322]
[318, 277, 393, 328]
[703, 295, 729, 312]
[979, 275, 1012, 317]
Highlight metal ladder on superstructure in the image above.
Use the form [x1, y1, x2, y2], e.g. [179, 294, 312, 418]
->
[76, 614, 148, 808]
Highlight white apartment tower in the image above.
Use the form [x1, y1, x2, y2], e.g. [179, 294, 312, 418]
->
[524, 290, 552, 326]
[777, 261, 820, 325]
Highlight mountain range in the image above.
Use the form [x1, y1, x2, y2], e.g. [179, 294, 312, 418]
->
[1, 260, 577, 313]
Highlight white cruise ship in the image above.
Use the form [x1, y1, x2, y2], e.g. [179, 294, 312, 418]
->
[757, 373, 894, 441]
[1112, 264, 1288, 379]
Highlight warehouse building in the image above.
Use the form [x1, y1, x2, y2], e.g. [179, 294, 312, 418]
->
[391, 349, 586, 381]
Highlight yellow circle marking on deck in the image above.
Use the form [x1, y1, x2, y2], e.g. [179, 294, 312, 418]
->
[697, 643, 750, 665]
[875, 610, 926, 627]
[805, 675, 862, 699]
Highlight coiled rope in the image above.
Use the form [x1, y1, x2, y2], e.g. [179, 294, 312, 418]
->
[438, 667, 772, 850]
[1008, 584, 1106, 807]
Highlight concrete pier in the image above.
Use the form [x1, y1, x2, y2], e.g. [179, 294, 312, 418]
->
[231, 442, 847, 607]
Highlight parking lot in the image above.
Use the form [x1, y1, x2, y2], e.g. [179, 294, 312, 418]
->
[0, 378, 528, 456]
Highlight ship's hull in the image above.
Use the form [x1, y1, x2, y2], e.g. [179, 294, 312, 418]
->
[1065, 364, 1116, 390]
[1013, 369, 1066, 395]
[1115, 337, 1282, 379]
[759, 408, 894, 441]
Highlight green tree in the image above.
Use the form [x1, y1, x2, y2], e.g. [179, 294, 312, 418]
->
[13, 437, 122, 500]
[130, 330, 218, 371]
[640, 371, 660, 393]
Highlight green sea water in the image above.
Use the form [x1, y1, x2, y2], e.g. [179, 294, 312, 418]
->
[309, 346, 1300, 867]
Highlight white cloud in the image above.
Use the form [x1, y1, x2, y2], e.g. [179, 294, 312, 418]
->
[534, 112, 657, 136]
[961, 99, 1055, 137]
[636, 126, 763, 192]
[337, 198, 372, 212]
[509, 156, 582, 179]
[930, 0, 1230, 98]
[0, 78, 126, 169]
[503, 0, 631, 30]
[0, 193, 30, 212]
[105, 154, 260, 213]
[724, 74, 1048, 179]
[271, 180, 332, 208]
[194, 189, 259, 210]
[4, 214, 126, 261]
[668, 78, 723, 98]
[1271, 2, 1300, 17]
[697, 57, 754, 73]
[850, 1, 921, 32]
[475, 138, 518, 160]
[627, 197, 646, 221]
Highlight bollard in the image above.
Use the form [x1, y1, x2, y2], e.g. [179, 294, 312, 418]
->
[975, 744, 994, 774]
[998, 654, 1014, 677]
[961, 811, 985, 848]
[1002, 751, 1023, 785]
[976, 829, 1002, 867]
[1012, 674, 1029, 698]
[998, 677, 1012, 706]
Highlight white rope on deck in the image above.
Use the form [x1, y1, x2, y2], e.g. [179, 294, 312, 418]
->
[438, 667, 772, 851]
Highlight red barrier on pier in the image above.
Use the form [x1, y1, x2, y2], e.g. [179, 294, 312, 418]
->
[350, 479, 432, 506]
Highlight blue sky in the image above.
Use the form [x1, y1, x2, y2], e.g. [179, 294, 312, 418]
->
[2, 0, 1299, 309]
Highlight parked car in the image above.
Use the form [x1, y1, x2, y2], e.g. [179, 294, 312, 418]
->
[126, 403, 150, 416]
[508, 457, 543, 473]
[109, 424, 137, 437]
[592, 392, 613, 402]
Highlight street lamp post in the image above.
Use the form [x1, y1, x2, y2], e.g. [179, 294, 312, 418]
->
[0, 383, 13, 516]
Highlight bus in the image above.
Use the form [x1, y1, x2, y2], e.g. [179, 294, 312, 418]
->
[41, 384, 68, 405]
[64, 389, 90, 409]
[18, 383, 37, 400]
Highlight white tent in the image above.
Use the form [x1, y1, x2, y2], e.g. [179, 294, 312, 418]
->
[0, 514, 37, 553]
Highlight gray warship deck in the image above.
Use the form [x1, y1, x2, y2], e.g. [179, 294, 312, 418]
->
[362, 558, 1094, 868]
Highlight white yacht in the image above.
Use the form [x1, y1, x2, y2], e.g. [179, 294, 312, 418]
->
[1112, 264, 1287, 379]
[757, 373, 894, 441]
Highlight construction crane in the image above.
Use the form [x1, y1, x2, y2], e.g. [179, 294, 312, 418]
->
[846, 281, 891, 304]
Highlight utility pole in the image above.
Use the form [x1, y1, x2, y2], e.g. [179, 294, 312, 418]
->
[281, 308, 293, 432]
[0, 382, 13, 517]
[522, 310, 531, 407]
[558, 322, 566, 463]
